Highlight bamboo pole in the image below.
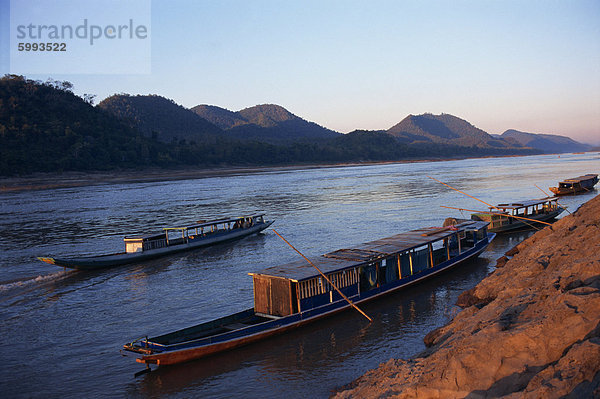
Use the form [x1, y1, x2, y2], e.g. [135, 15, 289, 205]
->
[427, 175, 498, 209]
[440, 205, 553, 227]
[272, 229, 373, 323]
[427, 176, 539, 230]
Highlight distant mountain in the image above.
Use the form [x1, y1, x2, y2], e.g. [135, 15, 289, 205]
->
[192, 103, 341, 143]
[387, 113, 522, 148]
[500, 130, 592, 153]
[99, 95, 223, 143]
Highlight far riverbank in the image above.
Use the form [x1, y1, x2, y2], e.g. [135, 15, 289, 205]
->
[0, 153, 538, 192]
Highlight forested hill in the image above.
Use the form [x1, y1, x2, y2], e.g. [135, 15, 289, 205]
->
[387, 113, 522, 148]
[98, 94, 223, 143]
[0, 75, 155, 174]
[1, 75, 539, 176]
[192, 103, 341, 143]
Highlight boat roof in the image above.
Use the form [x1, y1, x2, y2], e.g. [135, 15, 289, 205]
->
[561, 174, 598, 183]
[250, 220, 488, 282]
[494, 197, 558, 210]
[163, 214, 265, 232]
[125, 214, 265, 239]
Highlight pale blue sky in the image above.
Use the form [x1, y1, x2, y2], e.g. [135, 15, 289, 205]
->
[2, 0, 600, 144]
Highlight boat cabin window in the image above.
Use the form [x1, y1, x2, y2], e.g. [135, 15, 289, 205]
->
[298, 268, 359, 300]
[476, 227, 487, 241]
[431, 239, 449, 266]
[378, 257, 399, 284]
[461, 231, 475, 248]
[410, 245, 430, 273]
[448, 232, 463, 256]
[399, 251, 411, 278]
[359, 262, 379, 292]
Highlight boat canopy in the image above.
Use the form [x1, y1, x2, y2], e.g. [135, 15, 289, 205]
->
[124, 214, 265, 240]
[494, 197, 559, 210]
[250, 220, 487, 282]
[561, 174, 598, 184]
[163, 214, 265, 232]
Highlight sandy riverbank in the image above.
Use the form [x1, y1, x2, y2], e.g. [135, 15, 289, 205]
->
[334, 195, 600, 398]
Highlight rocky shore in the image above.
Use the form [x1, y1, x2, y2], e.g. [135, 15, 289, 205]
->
[335, 195, 600, 398]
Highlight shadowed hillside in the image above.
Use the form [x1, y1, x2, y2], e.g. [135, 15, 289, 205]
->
[99, 95, 223, 144]
[193, 103, 342, 143]
[0, 75, 160, 174]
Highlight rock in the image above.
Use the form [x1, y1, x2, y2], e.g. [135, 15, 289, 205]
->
[334, 194, 600, 398]
[495, 255, 509, 268]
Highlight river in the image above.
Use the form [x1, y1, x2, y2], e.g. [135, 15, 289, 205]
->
[1, 153, 598, 398]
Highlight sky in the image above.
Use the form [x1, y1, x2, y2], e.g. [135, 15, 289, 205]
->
[2, 0, 600, 144]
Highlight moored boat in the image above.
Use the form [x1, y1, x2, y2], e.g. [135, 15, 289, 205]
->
[470, 197, 564, 233]
[123, 219, 494, 368]
[549, 174, 598, 196]
[38, 214, 273, 270]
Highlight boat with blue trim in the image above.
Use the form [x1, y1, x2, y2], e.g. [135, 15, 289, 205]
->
[123, 219, 494, 368]
[37, 214, 273, 270]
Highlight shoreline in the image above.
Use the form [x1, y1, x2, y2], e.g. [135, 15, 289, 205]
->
[0, 154, 531, 193]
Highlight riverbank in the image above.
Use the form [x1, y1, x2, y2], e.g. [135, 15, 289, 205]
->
[335, 194, 600, 398]
[0, 162, 422, 192]
[0, 154, 532, 192]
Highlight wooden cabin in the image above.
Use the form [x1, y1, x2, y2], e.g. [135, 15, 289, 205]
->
[124, 233, 168, 253]
[249, 221, 489, 318]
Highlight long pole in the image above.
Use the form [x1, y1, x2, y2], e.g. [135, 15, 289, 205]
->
[440, 205, 553, 227]
[427, 175, 538, 230]
[427, 175, 498, 209]
[272, 229, 373, 323]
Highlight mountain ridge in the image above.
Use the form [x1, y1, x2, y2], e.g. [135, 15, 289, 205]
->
[500, 129, 592, 153]
[387, 113, 522, 148]
[192, 103, 341, 143]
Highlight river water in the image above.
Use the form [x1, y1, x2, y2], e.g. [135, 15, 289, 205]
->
[1, 153, 598, 398]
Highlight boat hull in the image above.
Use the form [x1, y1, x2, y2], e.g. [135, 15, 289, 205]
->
[39, 221, 273, 270]
[125, 233, 495, 366]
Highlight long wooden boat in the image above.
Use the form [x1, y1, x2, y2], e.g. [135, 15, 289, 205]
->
[470, 197, 564, 233]
[549, 174, 598, 196]
[123, 220, 494, 368]
[37, 214, 273, 270]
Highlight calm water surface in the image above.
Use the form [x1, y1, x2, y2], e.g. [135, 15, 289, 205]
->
[1, 153, 598, 398]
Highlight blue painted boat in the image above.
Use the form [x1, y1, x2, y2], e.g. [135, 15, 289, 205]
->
[123, 219, 494, 367]
[38, 214, 273, 270]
